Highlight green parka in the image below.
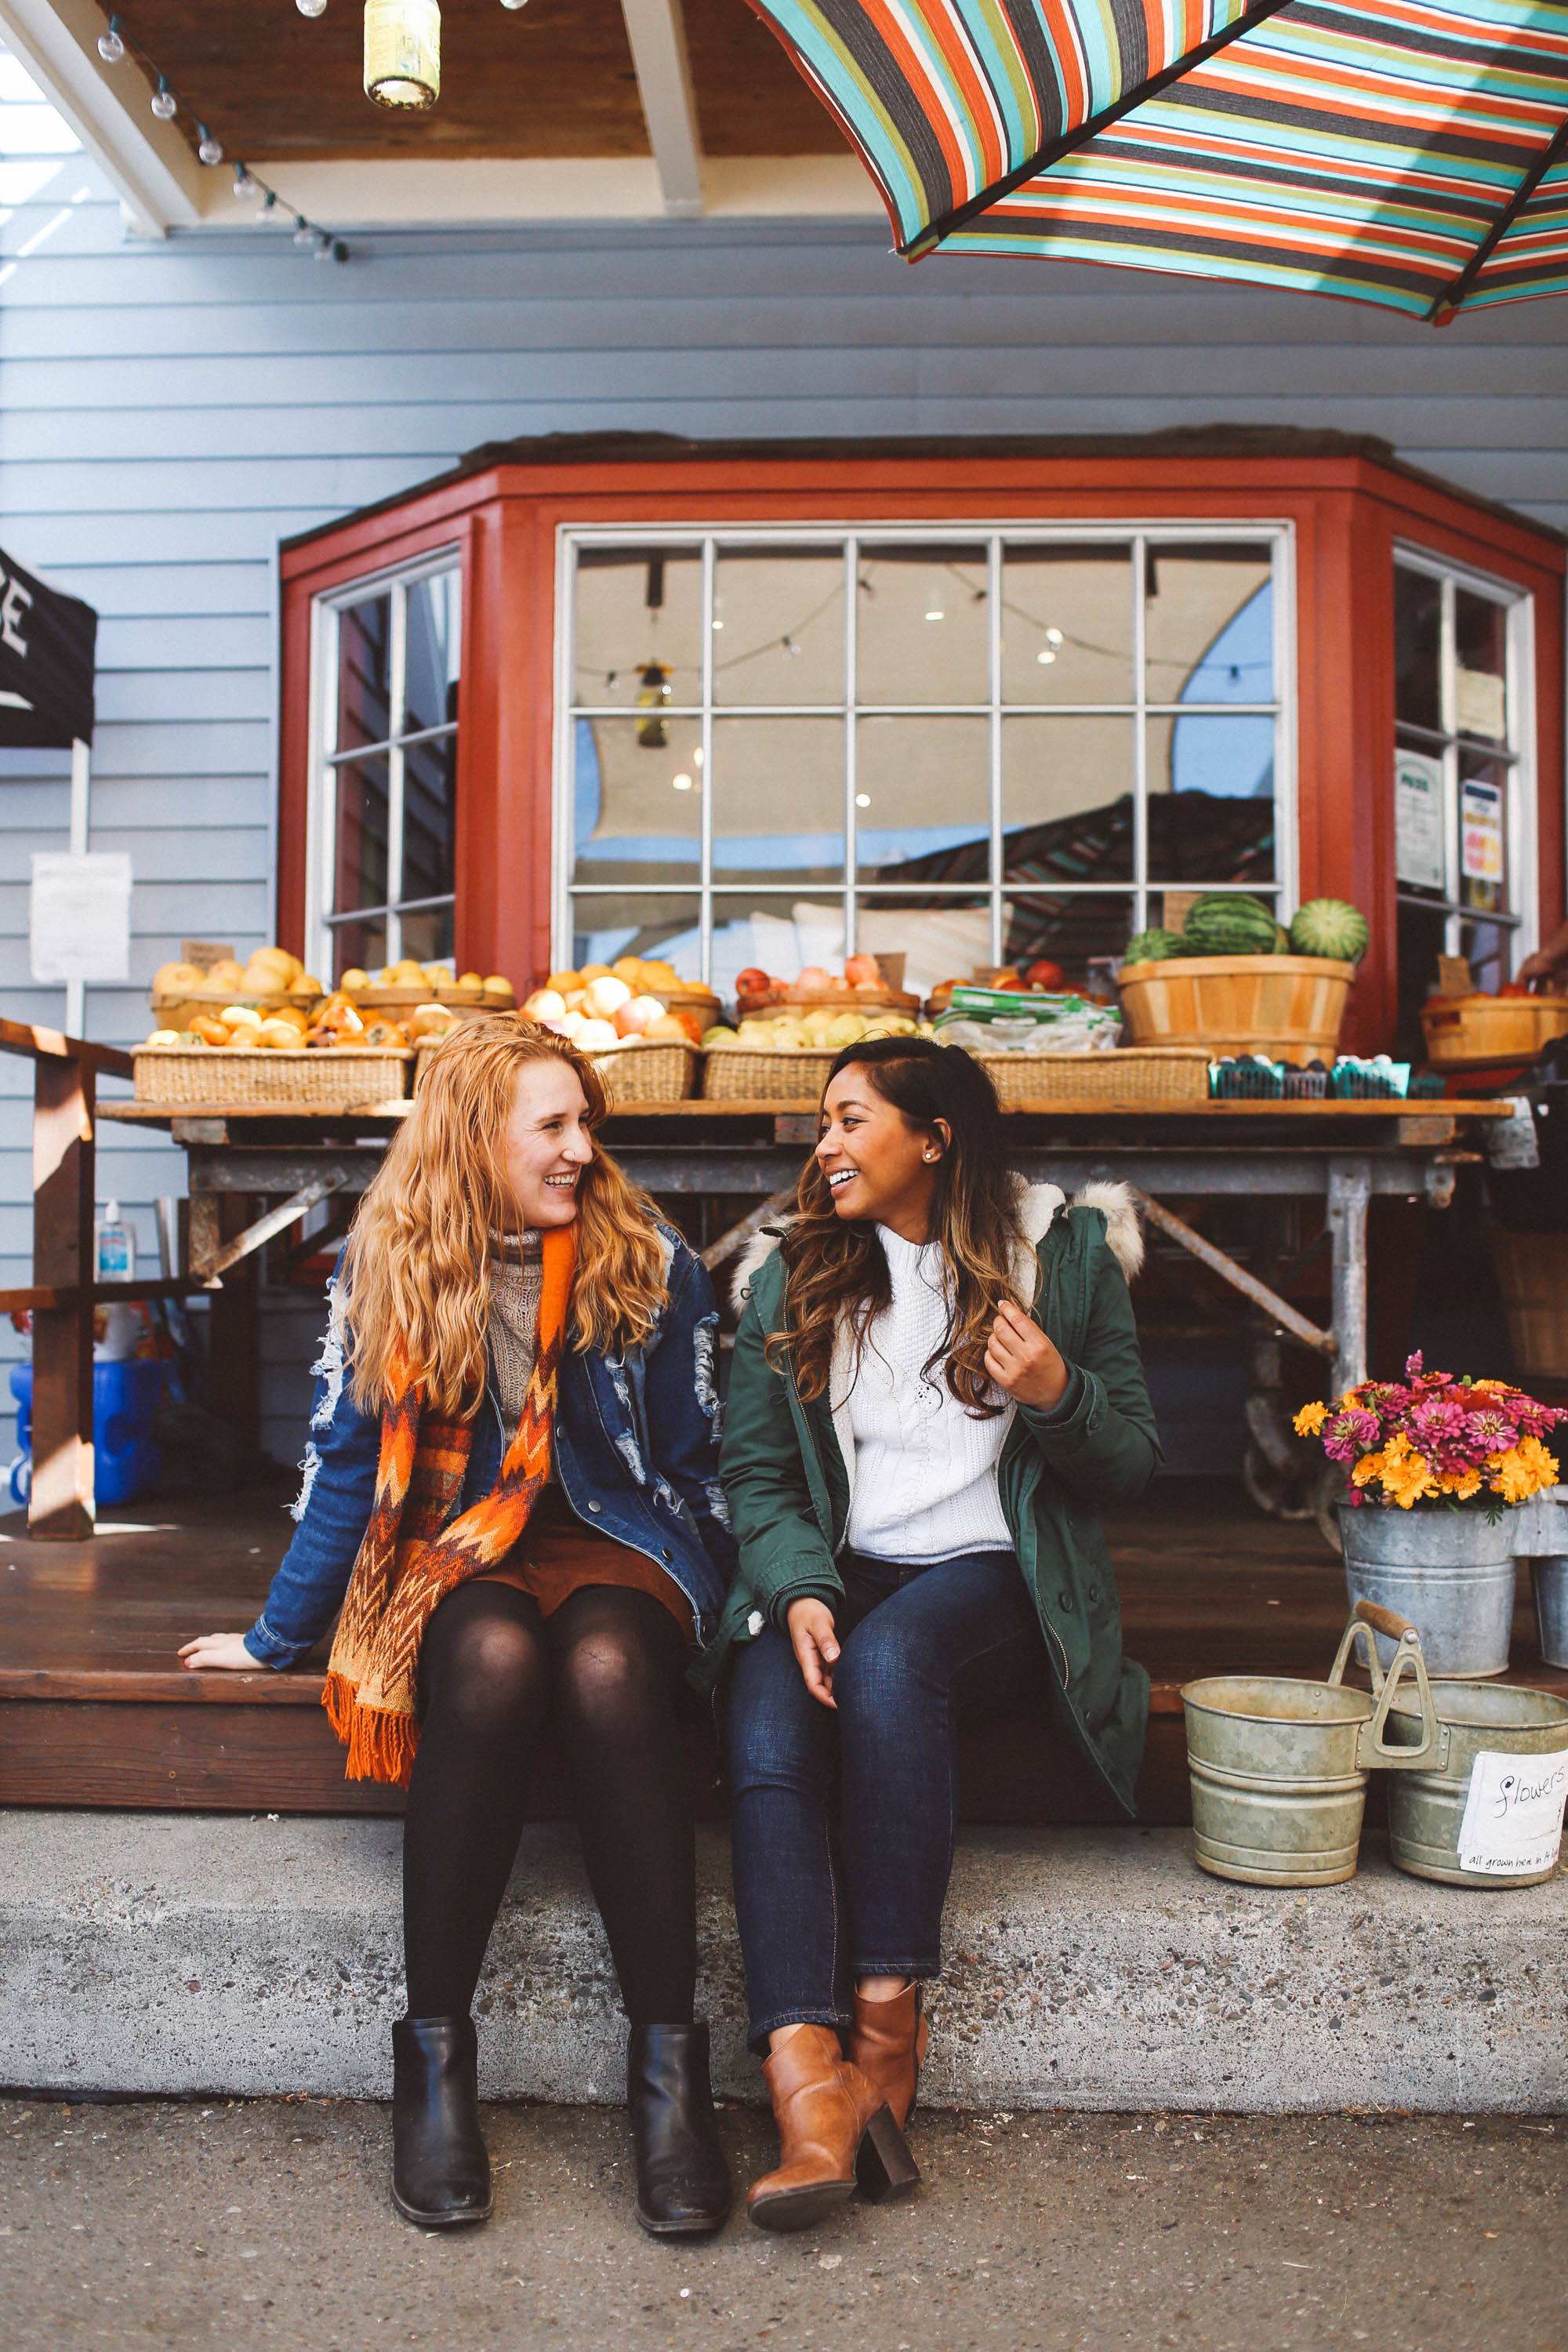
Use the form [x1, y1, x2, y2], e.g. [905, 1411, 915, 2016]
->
[695, 1181, 1161, 1817]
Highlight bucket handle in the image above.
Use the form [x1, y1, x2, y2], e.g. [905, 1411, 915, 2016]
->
[1329, 1602, 1446, 1773]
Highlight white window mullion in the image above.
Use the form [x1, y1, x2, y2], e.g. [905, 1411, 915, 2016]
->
[1131, 532, 1149, 937]
[384, 580, 409, 965]
[844, 535, 858, 956]
[986, 535, 1004, 967]
[699, 537, 716, 986]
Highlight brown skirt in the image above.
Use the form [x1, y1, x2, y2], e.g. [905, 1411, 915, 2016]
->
[481, 1486, 694, 1640]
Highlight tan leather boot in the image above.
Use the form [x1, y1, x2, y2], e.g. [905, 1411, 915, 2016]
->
[849, 1982, 930, 2132]
[747, 2024, 919, 2232]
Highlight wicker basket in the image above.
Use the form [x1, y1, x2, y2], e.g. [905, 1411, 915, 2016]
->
[703, 1047, 836, 1102]
[354, 983, 514, 1012]
[1117, 954, 1353, 1062]
[973, 1047, 1212, 1107]
[151, 985, 322, 1033]
[737, 987, 920, 1021]
[133, 1045, 412, 1109]
[1421, 993, 1568, 1072]
[590, 1043, 699, 1105]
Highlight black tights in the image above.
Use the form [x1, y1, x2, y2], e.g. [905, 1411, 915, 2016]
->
[403, 1578, 696, 2025]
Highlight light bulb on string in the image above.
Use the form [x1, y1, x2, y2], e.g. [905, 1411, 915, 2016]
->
[297, 0, 329, 15]
[255, 190, 278, 223]
[1045, 626, 1064, 645]
[855, 793, 872, 808]
[313, 230, 336, 260]
[97, 18, 125, 63]
[499, 0, 530, 9]
[1036, 648, 1057, 666]
[924, 608, 945, 622]
[151, 78, 177, 120]
[232, 163, 254, 198]
[197, 125, 224, 165]
[293, 216, 315, 248]
[671, 773, 693, 793]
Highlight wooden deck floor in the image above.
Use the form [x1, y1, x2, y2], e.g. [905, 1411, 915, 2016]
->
[2, 1482, 1559, 1824]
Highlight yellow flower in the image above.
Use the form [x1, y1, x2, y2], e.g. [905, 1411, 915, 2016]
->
[1351, 1450, 1384, 1488]
[1490, 1437, 1560, 1504]
[1378, 1435, 1438, 1509]
[1439, 1465, 1483, 1500]
[1294, 1401, 1330, 1436]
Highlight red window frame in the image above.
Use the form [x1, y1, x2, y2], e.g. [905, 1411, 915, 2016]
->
[278, 442, 1565, 1050]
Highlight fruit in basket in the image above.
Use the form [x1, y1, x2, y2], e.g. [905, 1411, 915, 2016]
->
[256, 1018, 303, 1049]
[189, 1014, 230, 1046]
[702, 1024, 739, 1046]
[408, 1004, 457, 1043]
[844, 953, 880, 987]
[614, 994, 666, 1038]
[1025, 959, 1066, 991]
[482, 974, 514, 998]
[339, 967, 369, 994]
[735, 967, 771, 998]
[524, 988, 568, 1022]
[152, 960, 205, 996]
[1180, 894, 1281, 956]
[205, 958, 246, 993]
[220, 1005, 263, 1033]
[1287, 897, 1370, 964]
[362, 1018, 411, 1047]
[583, 975, 633, 1019]
[575, 1018, 619, 1052]
[1123, 928, 1186, 964]
[145, 1028, 181, 1047]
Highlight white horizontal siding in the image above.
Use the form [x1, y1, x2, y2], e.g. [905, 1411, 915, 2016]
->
[4, 38, 1568, 1468]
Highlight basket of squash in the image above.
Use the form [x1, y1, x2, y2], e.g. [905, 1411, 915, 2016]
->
[136, 982, 417, 1111]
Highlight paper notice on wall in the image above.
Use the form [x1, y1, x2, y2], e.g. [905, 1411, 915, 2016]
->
[1457, 1746, 1568, 1877]
[1395, 750, 1445, 891]
[1456, 666, 1506, 742]
[1461, 778, 1504, 884]
[29, 851, 131, 982]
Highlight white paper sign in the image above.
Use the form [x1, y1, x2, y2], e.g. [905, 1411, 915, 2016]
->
[1457, 1746, 1568, 1877]
[1395, 750, 1445, 891]
[1457, 666, 1506, 742]
[29, 851, 131, 983]
[1461, 778, 1504, 884]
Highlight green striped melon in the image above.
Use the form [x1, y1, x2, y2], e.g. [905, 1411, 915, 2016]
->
[1181, 894, 1280, 956]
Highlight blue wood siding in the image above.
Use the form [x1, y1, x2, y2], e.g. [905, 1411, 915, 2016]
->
[3, 41, 1567, 1471]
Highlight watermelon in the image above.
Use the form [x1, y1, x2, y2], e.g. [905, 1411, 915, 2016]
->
[1123, 928, 1186, 964]
[1289, 898, 1370, 964]
[1181, 893, 1281, 956]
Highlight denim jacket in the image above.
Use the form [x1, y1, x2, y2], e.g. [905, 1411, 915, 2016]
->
[243, 1224, 736, 1668]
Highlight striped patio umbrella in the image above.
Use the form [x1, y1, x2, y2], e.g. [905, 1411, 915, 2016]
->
[746, 1, 1568, 319]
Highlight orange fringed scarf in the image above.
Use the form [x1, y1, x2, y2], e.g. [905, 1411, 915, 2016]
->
[322, 1222, 576, 1788]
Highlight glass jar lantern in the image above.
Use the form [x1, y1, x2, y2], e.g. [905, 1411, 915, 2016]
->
[364, 0, 441, 109]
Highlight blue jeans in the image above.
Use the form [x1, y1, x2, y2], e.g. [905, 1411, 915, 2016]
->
[726, 1546, 1044, 2050]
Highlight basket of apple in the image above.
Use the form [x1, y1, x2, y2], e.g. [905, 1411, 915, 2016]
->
[732, 952, 920, 1020]
[521, 958, 708, 1102]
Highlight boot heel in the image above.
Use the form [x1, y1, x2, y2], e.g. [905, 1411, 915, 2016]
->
[855, 2104, 920, 2203]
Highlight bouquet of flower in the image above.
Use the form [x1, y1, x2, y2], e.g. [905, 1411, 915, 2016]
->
[1295, 1352, 1563, 1512]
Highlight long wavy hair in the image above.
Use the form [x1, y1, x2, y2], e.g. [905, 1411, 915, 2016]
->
[342, 1015, 668, 1416]
[767, 1038, 1029, 1414]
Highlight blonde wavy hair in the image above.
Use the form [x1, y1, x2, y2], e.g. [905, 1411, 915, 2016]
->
[342, 1015, 668, 1416]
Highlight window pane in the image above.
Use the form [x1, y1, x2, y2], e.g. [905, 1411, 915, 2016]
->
[1460, 917, 1510, 993]
[710, 892, 848, 999]
[570, 894, 702, 981]
[1002, 543, 1132, 706]
[336, 594, 391, 753]
[711, 717, 844, 885]
[403, 571, 461, 735]
[572, 546, 702, 711]
[1146, 713, 1276, 884]
[400, 904, 454, 968]
[1004, 893, 1137, 989]
[1396, 898, 1448, 1059]
[401, 731, 456, 905]
[856, 716, 989, 881]
[855, 893, 993, 1000]
[1145, 544, 1273, 706]
[571, 717, 701, 888]
[1002, 716, 1133, 883]
[1454, 590, 1508, 744]
[1395, 567, 1442, 732]
[713, 546, 844, 707]
[856, 543, 988, 705]
[332, 753, 389, 911]
[1459, 753, 1507, 914]
[327, 913, 386, 982]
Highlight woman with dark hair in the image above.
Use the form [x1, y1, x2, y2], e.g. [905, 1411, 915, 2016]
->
[700, 1037, 1158, 2231]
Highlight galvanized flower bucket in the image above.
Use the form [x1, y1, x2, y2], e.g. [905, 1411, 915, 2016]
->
[1381, 1679, 1568, 1886]
[1338, 1501, 1517, 1679]
[1182, 1601, 1444, 1887]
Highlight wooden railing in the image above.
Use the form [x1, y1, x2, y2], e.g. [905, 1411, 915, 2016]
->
[0, 1019, 212, 1538]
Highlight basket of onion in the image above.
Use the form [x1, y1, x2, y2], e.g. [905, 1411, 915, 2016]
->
[521, 969, 702, 1103]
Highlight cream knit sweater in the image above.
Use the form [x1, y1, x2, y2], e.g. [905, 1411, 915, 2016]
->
[842, 1224, 1014, 1563]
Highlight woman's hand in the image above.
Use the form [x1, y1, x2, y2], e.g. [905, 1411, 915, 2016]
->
[785, 1597, 840, 1710]
[985, 1298, 1070, 1412]
[178, 1632, 260, 1671]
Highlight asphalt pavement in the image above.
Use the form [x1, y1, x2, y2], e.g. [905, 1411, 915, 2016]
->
[2, 2096, 1563, 2352]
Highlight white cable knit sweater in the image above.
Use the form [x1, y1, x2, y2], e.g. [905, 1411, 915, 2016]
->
[842, 1224, 1015, 1563]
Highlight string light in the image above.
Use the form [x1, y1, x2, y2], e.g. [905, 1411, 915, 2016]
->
[95, 9, 350, 262]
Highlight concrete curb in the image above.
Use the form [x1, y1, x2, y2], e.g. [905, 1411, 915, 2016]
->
[4, 1812, 1564, 2111]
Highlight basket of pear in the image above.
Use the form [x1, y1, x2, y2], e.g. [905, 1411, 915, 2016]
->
[150, 943, 326, 1032]
[341, 959, 515, 1011]
[702, 1004, 928, 1103]
[136, 990, 414, 1109]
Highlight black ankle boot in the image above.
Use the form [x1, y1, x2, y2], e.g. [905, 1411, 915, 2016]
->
[390, 2015, 493, 2227]
[627, 2022, 731, 2236]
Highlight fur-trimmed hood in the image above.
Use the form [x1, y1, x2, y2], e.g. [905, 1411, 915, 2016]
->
[730, 1176, 1143, 1309]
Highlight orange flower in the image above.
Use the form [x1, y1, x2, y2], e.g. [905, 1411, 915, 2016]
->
[1294, 1401, 1330, 1436]
[1490, 1436, 1560, 1504]
[1439, 1465, 1483, 1500]
[1378, 1432, 1437, 1509]
[1352, 1451, 1384, 1489]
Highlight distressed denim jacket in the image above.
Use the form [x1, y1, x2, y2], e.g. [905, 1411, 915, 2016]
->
[243, 1224, 736, 1667]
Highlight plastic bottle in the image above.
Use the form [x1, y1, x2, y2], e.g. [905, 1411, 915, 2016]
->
[94, 1199, 138, 1361]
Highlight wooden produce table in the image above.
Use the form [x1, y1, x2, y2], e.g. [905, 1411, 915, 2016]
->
[101, 1093, 1507, 1464]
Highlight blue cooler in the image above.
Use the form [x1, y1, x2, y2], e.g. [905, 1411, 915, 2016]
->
[9, 1359, 162, 1508]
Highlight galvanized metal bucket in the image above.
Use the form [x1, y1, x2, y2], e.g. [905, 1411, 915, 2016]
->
[1339, 1502, 1517, 1679]
[1382, 1679, 1568, 1886]
[1531, 1558, 1568, 1669]
[1182, 1602, 1443, 1887]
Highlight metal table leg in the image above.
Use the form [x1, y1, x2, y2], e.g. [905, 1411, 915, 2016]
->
[1327, 1156, 1372, 1391]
